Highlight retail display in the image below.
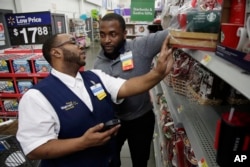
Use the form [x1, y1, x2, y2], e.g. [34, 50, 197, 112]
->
[152, 84, 200, 167]
[125, 22, 150, 39]
[154, 48, 250, 167]
[68, 18, 91, 47]
[92, 20, 100, 42]
[0, 0, 249, 166]
[123, 16, 150, 39]
[145, 1, 249, 166]
[0, 49, 49, 121]
[161, 0, 223, 51]
[214, 0, 250, 73]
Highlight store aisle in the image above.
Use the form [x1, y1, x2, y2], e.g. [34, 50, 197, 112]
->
[84, 42, 101, 70]
[85, 43, 156, 167]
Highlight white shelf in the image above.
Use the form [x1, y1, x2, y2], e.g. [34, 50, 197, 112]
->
[152, 48, 250, 167]
[150, 87, 169, 167]
[160, 82, 221, 167]
[185, 50, 250, 100]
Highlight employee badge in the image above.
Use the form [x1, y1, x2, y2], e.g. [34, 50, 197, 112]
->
[90, 83, 107, 100]
[120, 51, 134, 71]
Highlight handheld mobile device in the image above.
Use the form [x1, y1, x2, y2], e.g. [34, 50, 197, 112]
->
[101, 119, 121, 131]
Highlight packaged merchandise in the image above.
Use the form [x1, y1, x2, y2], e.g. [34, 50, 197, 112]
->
[0, 57, 9, 73]
[12, 54, 35, 73]
[13, 59, 31, 73]
[35, 58, 51, 73]
[3, 99, 18, 112]
[0, 80, 15, 93]
[161, 0, 224, 51]
[17, 80, 33, 94]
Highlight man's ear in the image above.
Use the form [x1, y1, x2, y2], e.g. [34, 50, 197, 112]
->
[50, 48, 61, 58]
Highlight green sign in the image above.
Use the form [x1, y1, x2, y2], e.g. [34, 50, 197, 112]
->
[131, 0, 155, 21]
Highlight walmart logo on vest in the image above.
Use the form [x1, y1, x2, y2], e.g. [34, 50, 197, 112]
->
[61, 101, 78, 111]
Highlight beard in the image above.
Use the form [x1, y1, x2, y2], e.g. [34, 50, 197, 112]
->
[62, 48, 86, 67]
[102, 39, 126, 60]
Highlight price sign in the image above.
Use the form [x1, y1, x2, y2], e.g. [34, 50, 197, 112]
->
[5, 11, 52, 46]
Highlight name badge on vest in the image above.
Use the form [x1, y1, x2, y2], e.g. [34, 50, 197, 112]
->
[120, 51, 134, 71]
[90, 83, 107, 100]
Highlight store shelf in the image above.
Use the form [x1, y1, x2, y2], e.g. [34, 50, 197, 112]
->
[0, 72, 49, 78]
[153, 124, 163, 167]
[0, 93, 21, 98]
[185, 50, 250, 100]
[160, 81, 220, 167]
[0, 111, 18, 117]
[150, 87, 168, 167]
[0, 51, 50, 121]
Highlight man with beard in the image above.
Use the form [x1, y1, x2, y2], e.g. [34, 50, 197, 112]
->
[94, 13, 169, 167]
[16, 33, 173, 167]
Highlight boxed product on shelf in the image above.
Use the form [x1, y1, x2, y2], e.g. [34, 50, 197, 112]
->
[3, 99, 18, 112]
[216, 0, 250, 82]
[12, 54, 36, 73]
[0, 55, 10, 73]
[17, 80, 33, 94]
[0, 61, 9, 73]
[35, 57, 51, 73]
[0, 80, 15, 93]
[215, 44, 250, 73]
[13, 59, 31, 73]
[0, 54, 21, 73]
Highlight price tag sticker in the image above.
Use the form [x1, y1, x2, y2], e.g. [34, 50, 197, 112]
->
[5, 11, 52, 46]
[201, 54, 212, 65]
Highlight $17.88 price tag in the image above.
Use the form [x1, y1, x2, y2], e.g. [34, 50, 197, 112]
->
[5, 11, 52, 46]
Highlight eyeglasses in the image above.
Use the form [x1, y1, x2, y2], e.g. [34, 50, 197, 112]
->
[54, 38, 81, 48]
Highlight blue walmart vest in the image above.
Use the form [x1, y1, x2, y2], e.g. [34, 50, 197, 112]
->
[33, 71, 116, 167]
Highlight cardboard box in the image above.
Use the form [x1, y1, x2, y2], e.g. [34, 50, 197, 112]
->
[0, 59, 9, 73]
[3, 99, 18, 112]
[12, 54, 35, 73]
[0, 80, 15, 93]
[215, 44, 250, 73]
[17, 80, 33, 94]
[13, 59, 31, 73]
[35, 58, 51, 73]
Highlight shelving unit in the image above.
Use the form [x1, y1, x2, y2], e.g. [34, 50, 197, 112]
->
[0, 49, 49, 120]
[92, 19, 100, 42]
[185, 50, 250, 99]
[152, 50, 250, 167]
[125, 23, 150, 39]
[151, 86, 168, 167]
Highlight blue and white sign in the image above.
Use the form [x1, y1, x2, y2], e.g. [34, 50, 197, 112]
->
[5, 11, 52, 45]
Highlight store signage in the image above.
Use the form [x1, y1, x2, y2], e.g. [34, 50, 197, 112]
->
[131, 0, 155, 21]
[5, 11, 52, 46]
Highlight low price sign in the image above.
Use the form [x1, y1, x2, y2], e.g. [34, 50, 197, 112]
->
[5, 11, 52, 46]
